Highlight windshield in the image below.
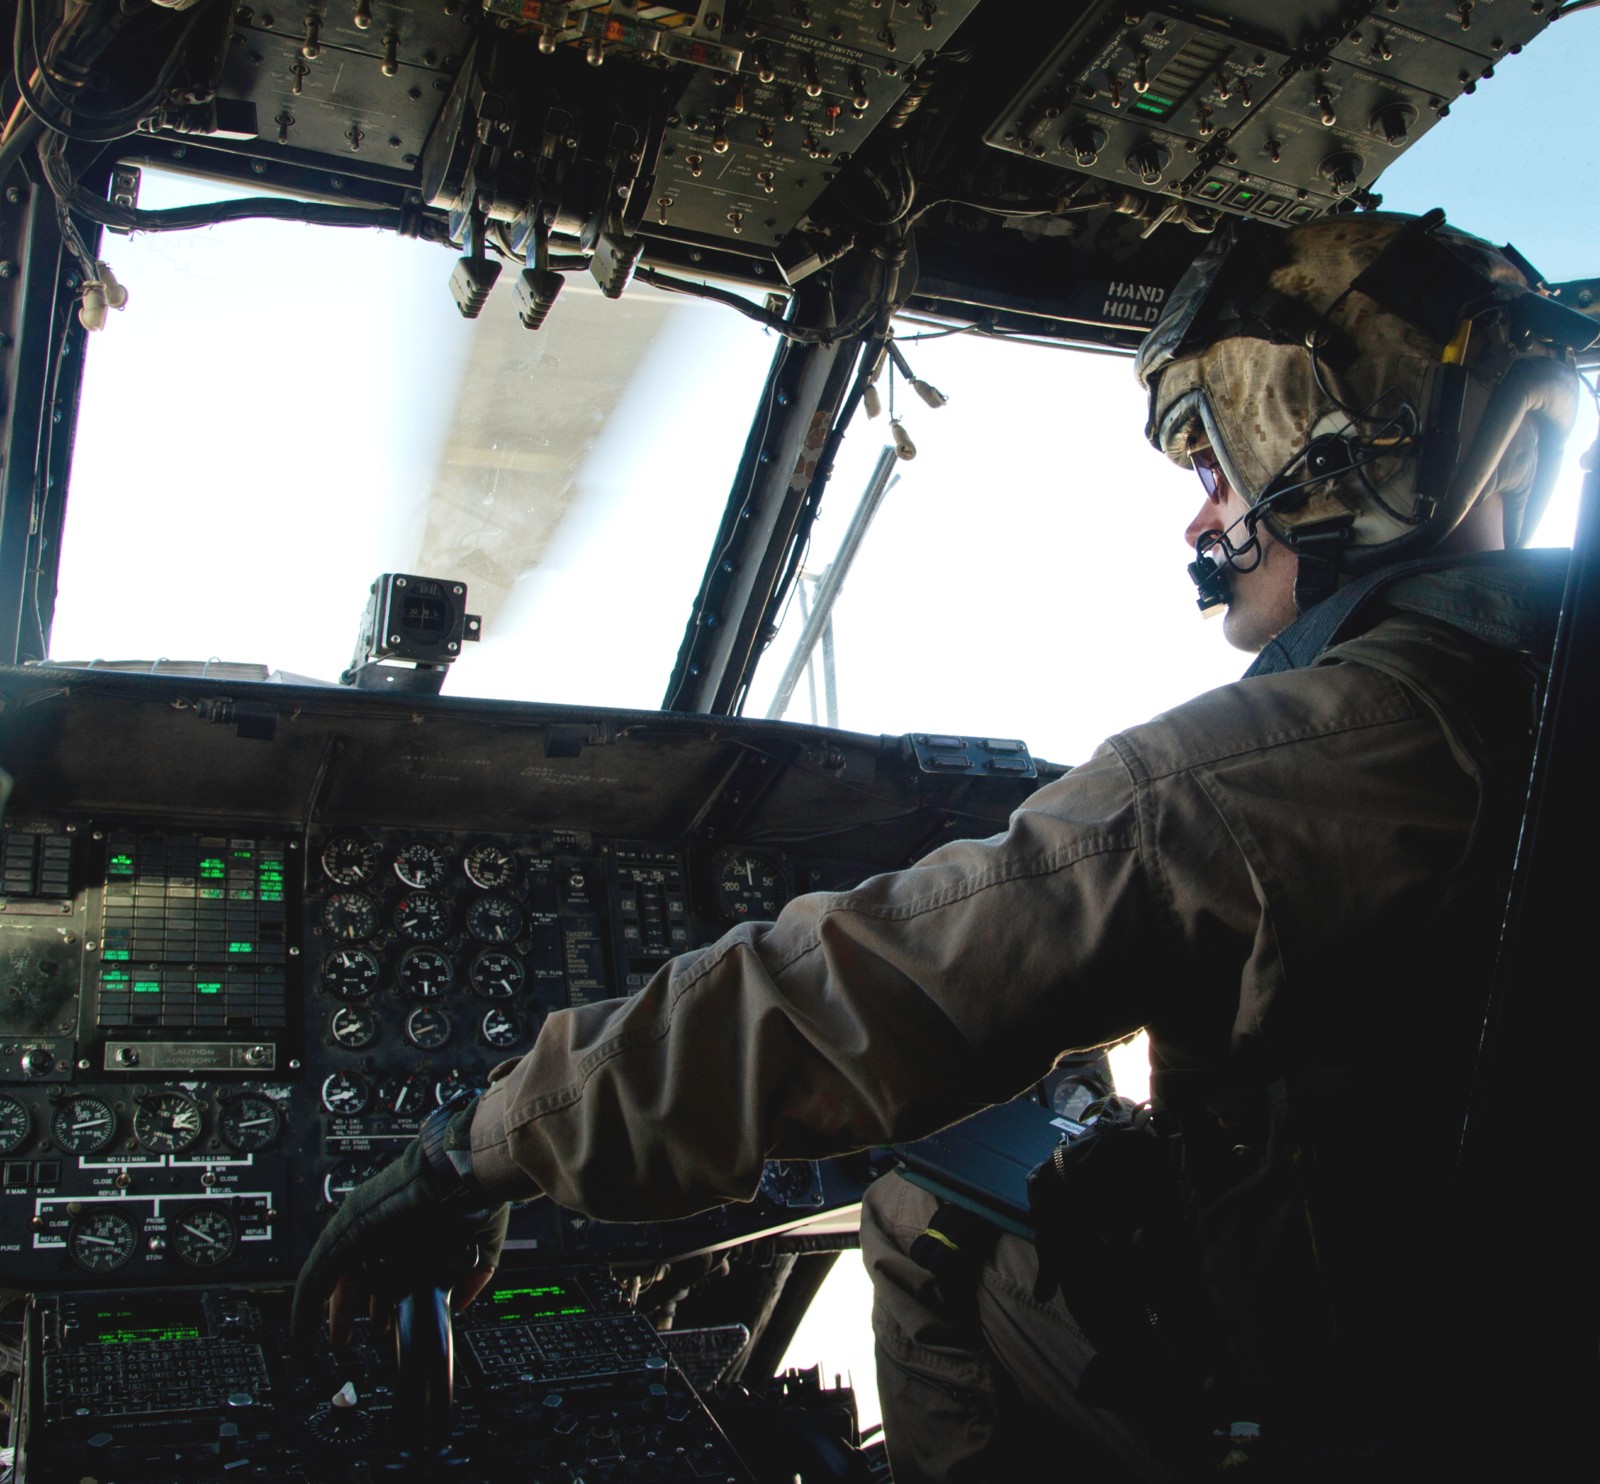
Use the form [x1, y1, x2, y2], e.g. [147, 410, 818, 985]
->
[49, 167, 779, 709]
[50, 19, 1598, 764]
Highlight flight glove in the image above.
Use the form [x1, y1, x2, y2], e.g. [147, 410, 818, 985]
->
[292, 1094, 509, 1348]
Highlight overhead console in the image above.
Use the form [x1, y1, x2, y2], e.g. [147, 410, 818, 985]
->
[0, 664, 1052, 1292]
[87, 0, 1564, 341]
[984, 0, 1550, 227]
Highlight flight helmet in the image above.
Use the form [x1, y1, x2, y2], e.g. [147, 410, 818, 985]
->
[1135, 209, 1592, 613]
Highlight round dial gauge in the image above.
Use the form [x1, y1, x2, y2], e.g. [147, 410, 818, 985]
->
[469, 950, 524, 1000]
[398, 947, 453, 998]
[52, 1095, 118, 1155]
[463, 841, 518, 891]
[321, 947, 381, 999]
[0, 1093, 31, 1155]
[321, 892, 380, 942]
[171, 1205, 239, 1268]
[394, 892, 449, 942]
[715, 851, 788, 921]
[406, 1006, 453, 1051]
[434, 1069, 472, 1108]
[330, 1004, 378, 1050]
[379, 1071, 433, 1117]
[134, 1092, 204, 1155]
[321, 1072, 370, 1116]
[394, 840, 450, 890]
[321, 834, 378, 887]
[68, 1208, 138, 1273]
[466, 895, 522, 944]
[481, 1007, 520, 1049]
[218, 1094, 281, 1153]
[324, 1157, 387, 1206]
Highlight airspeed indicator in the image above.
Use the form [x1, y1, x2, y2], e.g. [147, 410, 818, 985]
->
[715, 851, 788, 921]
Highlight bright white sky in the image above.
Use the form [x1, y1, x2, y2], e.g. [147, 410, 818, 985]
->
[46, 10, 1600, 1426]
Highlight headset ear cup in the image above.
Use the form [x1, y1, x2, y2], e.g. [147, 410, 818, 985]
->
[1303, 435, 1354, 482]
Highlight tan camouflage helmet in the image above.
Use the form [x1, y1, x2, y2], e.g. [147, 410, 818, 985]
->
[1136, 210, 1588, 571]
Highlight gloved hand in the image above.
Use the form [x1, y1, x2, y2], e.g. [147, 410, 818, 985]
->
[292, 1099, 510, 1349]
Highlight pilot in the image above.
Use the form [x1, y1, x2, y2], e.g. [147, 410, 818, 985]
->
[294, 209, 1589, 1479]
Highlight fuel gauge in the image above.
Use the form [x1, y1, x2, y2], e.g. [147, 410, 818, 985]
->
[218, 1093, 282, 1153]
[0, 1093, 31, 1155]
[134, 1092, 204, 1155]
[68, 1207, 138, 1273]
[171, 1205, 239, 1268]
[51, 1095, 118, 1156]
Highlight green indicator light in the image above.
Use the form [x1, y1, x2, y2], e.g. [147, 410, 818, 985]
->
[103, 949, 131, 961]
[101, 971, 130, 985]
[1237, 189, 1257, 202]
[109, 854, 135, 871]
[200, 888, 225, 900]
[133, 980, 161, 993]
[260, 892, 284, 902]
[233, 850, 253, 860]
[1145, 91, 1176, 108]
[197, 982, 222, 994]
[228, 942, 253, 954]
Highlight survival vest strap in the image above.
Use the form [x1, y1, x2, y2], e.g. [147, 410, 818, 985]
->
[907, 1203, 1003, 1337]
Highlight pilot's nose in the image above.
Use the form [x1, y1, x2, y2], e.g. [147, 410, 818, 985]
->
[1185, 492, 1223, 551]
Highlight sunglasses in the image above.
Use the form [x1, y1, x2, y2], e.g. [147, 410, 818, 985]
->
[1191, 446, 1229, 500]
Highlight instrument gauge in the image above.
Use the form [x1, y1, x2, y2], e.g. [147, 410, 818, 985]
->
[321, 892, 380, 943]
[464, 841, 518, 891]
[394, 840, 450, 890]
[406, 1006, 453, 1051]
[398, 947, 453, 999]
[68, 1207, 138, 1273]
[321, 834, 378, 887]
[321, 947, 381, 999]
[217, 1093, 282, 1153]
[323, 1157, 388, 1206]
[469, 950, 524, 1000]
[51, 1095, 118, 1156]
[466, 895, 522, 944]
[321, 1072, 370, 1116]
[134, 1092, 204, 1155]
[171, 1205, 239, 1268]
[394, 891, 449, 942]
[481, 1007, 520, 1049]
[378, 1072, 433, 1117]
[0, 1094, 31, 1155]
[330, 1004, 378, 1050]
[715, 850, 788, 922]
[434, 1069, 472, 1108]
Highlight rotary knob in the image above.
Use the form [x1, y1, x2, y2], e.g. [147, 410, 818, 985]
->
[20, 1047, 54, 1077]
[1125, 142, 1170, 185]
[1062, 122, 1107, 166]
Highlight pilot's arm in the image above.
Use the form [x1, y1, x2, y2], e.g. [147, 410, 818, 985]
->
[292, 742, 1176, 1342]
